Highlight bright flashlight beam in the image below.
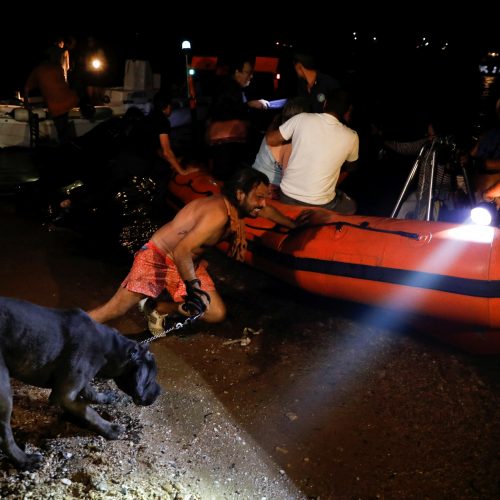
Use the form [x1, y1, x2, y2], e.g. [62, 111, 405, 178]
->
[471, 206, 493, 226]
[268, 224, 494, 435]
[152, 351, 302, 498]
[385, 226, 493, 312]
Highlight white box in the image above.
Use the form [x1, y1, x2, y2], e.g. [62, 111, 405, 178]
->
[124, 60, 153, 91]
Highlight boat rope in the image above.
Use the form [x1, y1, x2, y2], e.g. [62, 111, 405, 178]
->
[169, 176, 420, 240]
[246, 220, 420, 240]
[140, 312, 203, 344]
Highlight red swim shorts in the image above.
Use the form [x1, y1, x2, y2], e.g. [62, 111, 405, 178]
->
[121, 243, 215, 302]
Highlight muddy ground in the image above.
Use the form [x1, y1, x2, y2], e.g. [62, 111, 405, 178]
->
[1, 195, 500, 499]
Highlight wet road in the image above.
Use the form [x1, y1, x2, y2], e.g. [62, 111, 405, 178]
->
[1, 194, 500, 499]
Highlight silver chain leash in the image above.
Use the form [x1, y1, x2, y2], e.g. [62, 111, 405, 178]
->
[140, 312, 203, 344]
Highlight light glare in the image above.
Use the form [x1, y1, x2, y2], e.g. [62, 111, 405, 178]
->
[471, 206, 492, 226]
[91, 58, 102, 70]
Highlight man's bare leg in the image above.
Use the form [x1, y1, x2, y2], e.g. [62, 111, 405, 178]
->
[87, 287, 144, 323]
[89, 287, 226, 325]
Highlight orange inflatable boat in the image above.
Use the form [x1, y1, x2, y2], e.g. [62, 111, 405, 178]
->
[167, 172, 500, 354]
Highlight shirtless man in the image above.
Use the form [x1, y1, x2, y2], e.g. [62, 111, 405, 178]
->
[88, 169, 310, 335]
[24, 57, 79, 144]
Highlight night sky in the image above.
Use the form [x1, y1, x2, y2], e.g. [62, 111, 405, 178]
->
[0, 7, 497, 105]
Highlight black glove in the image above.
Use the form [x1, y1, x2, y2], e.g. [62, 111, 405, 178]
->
[184, 279, 211, 315]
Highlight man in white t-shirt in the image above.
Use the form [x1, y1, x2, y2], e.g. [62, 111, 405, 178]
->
[266, 89, 358, 214]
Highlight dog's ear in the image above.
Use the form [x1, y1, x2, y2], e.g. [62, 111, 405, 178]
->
[128, 343, 149, 362]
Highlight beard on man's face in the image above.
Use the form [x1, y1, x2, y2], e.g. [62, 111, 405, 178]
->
[238, 198, 260, 219]
[238, 200, 251, 218]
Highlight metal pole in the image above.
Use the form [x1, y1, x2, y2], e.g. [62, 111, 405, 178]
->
[391, 144, 428, 218]
[185, 53, 190, 100]
[181, 40, 197, 131]
[425, 149, 437, 221]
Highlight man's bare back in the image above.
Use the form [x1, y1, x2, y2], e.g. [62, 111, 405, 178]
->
[151, 196, 229, 258]
[87, 168, 311, 330]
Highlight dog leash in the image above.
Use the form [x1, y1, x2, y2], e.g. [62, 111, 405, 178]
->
[140, 312, 203, 344]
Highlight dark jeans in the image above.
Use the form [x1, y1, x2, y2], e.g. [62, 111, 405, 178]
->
[280, 189, 357, 215]
[53, 113, 74, 145]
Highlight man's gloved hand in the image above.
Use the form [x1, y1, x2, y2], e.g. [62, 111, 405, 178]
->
[183, 279, 211, 315]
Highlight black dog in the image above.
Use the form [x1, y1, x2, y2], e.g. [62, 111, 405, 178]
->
[0, 297, 161, 469]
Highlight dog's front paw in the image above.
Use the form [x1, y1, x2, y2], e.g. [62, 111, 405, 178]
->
[95, 391, 119, 404]
[101, 423, 123, 440]
[18, 452, 43, 470]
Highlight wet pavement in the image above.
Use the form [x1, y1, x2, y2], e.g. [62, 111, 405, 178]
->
[1, 185, 500, 498]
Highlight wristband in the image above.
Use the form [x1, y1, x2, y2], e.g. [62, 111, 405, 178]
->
[186, 278, 201, 288]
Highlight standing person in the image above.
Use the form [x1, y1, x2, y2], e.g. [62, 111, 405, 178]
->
[293, 52, 341, 113]
[24, 53, 79, 144]
[207, 56, 270, 180]
[470, 99, 500, 200]
[209, 56, 270, 116]
[88, 169, 310, 335]
[46, 37, 70, 82]
[58, 38, 70, 82]
[147, 92, 199, 176]
[266, 89, 358, 214]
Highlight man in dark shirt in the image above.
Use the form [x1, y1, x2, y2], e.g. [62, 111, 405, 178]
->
[148, 93, 198, 176]
[293, 52, 341, 113]
[209, 57, 269, 121]
[207, 57, 269, 180]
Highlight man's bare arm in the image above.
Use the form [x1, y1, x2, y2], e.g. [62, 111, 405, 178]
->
[484, 159, 500, 171]
[260, 205, 313, 229]
[172, 207, 228, 282]
[266, 129, 286, 147]
[159, 134, 199, 175]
